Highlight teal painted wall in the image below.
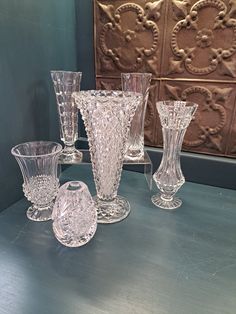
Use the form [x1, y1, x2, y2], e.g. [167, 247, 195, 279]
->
[0, 0, 78, 210]
[75, 0, 95, 138]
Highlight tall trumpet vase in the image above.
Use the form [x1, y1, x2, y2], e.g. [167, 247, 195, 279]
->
[11, 141, 62, 221]
[73, 90, 141, 224]
[121, 73, 152, 160]
[51, 71, 82, 163]
[152, 101, 198, 210]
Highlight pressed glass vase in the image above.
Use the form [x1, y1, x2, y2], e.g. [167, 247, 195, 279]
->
[73, 90, 141, 224]
[52, 181, 97, 247]
[152, 101, 198, 210]
[121, 72, 152, 160]
[51, 71, 82, 163]
[11, 141, 62, 221]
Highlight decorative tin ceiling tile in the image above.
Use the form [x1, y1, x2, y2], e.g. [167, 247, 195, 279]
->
[159, 80, 236, 156]
[94, 0, 166, 76]
[162, 0, 236, 80]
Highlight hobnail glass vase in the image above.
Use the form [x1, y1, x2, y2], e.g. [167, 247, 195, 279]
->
[52, 181, 97, 247]
[51, 71, 82, 163]
[73, 90, 141, 224]
[11, 141, 62, 221]
[121, 72, 152, 160]
[152, 101, 198, 210]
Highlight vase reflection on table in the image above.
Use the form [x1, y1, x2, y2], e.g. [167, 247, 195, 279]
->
[121, 73, 152, 160]
[152, 101, 198, 210]
[73, 90, 141, 224]
[11, 141, 62, 221]
[51, 71, 82, 163]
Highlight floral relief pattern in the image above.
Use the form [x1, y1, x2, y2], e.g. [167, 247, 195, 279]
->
[164, 83, 233, 152]
[97, 1, 163, 74]
[170, 0, 236, 77]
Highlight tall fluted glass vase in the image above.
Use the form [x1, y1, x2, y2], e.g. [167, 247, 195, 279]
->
[51, 71, 82, 163]
[73, 90, 141, 224]
[152, 101, 198, 210]
[121, 73, 152, 160]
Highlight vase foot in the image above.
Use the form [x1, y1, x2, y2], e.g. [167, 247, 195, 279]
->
[59, 149, 83, 164]
[27, 205, 52, 221]
[93, 195, 130, 224]
[151, 194, 182, 210]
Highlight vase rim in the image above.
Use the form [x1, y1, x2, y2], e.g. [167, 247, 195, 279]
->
[156, 100, 198, 108]
[50, 70, 82, 75]
[11, 141, 62, 158]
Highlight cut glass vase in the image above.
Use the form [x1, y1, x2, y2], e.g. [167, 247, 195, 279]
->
[11, 141, 62, 221]
[121, 73, 152, 160]
[52, 181, 97, 247]
[51, 71, 82, 164]
[73, 90, 141, 224]
[152, 101, 198, 210]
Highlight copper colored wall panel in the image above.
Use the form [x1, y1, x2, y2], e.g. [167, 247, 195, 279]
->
[162, 0, 236, 80]
[94, 0, 236, 158]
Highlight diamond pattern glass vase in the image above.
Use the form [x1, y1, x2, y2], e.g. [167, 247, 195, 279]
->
[52, 181, 97, 247]
[152, 101, 198, 210]
[51, 71, 82, 163]
[121, 73, 152, 160]
[11, 141, 62, 221]
[73, 90, 141, 224]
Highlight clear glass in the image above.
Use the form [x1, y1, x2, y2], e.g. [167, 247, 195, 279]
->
[11, 141, 62, 221]
[51, 71, 82, 163]
[73, 90, 141, 224]
[52, 181, 97, 247]
[152, 101, 198, 210]
[121, 73, 152, 160]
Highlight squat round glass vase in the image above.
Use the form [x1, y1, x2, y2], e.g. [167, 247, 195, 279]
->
[51, 71, 82, 163]
[52, 181, 97, 247]
[73, 90, 141, 224]
[121, 73, 152, 160]
[11, 141, 62, 221]
[152, 101, 198, 210]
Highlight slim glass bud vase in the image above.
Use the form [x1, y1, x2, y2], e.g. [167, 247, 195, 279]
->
[121, 73, 152, 160]
[152, 101, 198, 210]
[73, 90, 141, 224]
[51, 71, 82, 163]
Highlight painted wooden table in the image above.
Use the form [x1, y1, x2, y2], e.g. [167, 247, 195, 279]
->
[0, 165, 236, 314]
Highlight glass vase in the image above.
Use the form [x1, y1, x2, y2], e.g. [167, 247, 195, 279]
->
[73, 90, 141, 224]
[121, 73, 152, 160]
[11, 141, 62, 221]
[152, 101, 198, 210]
[51, 70, 82, 163]
[52, 181, 97, 247]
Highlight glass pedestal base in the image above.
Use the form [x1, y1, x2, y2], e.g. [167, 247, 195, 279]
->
[151, 194, 182, 210]
[93, 195, 130, 224]
[59, 149, 83, 164]
[27, 205, 52, 221]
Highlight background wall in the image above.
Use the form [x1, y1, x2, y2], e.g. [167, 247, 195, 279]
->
[0, 0, 78, 210]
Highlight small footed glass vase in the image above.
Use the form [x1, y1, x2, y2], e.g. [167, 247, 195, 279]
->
[52, 181, 97, 247]
[11, 141, 62, 221]
[121, 73, 152, 160]
[73, 90, 141, 224]
[152, 101, 198, 210]
[51, 71, 82, 163]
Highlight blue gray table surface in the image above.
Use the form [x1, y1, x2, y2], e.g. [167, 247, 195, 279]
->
[0, 165, 236, 314]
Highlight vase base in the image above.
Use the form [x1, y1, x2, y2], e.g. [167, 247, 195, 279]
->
[59, 149, 83, 164]
[93, 195, 130, 224]
[124, 151, 144, 161]
[27, 205, 52, 221]
[151, 194, 182, 210]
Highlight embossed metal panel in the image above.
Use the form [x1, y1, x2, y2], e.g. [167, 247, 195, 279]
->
[94, 0, 236, 157]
